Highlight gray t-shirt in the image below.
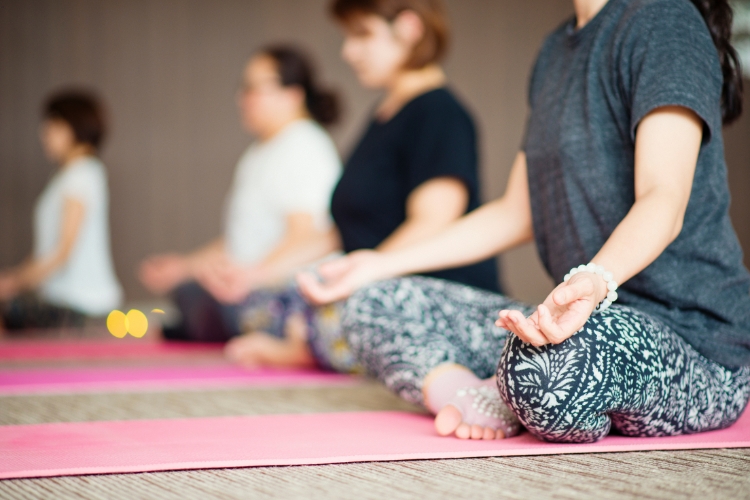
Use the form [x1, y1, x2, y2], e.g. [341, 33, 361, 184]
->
[523, 0, 750, 367]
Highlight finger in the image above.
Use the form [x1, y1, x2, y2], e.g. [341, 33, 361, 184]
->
[552, 279, 594, 306]
[296, 272, 350, 305]
[495, 310, 514, 330]
[316, 257, 353, 281]
[296, 272, 321, 302]
[506, 310, 548, 346]
[536, 304, 572, 344]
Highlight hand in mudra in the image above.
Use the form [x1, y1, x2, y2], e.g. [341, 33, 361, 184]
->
[297, 250, 386, 306]
[496, 272, 607, 346]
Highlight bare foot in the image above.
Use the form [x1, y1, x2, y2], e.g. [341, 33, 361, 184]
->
[423, 364, 520, 440]
[435, 405, 505, 439]
[225, 330, 315, 369]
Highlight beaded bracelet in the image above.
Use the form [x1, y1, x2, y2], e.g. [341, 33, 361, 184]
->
[563, 263, 618, 314]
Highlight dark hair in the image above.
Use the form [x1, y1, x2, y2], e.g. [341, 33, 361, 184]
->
[331, 0, 450, 69]
[689, 0, 744, 124]
[43, 89, 107, 150]
[260, 45, 340, 126]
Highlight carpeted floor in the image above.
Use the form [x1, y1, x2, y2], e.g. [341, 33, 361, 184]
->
[1, 334, 749, 500]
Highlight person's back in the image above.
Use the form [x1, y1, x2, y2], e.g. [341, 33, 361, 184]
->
[36, 155, 122, 315]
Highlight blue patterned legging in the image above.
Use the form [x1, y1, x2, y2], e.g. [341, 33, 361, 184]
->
[342, 276, 750, 443]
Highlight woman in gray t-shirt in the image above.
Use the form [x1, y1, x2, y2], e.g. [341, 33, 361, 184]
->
[298, 0, 750, 444]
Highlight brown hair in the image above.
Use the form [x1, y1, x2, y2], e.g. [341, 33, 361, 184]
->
[259, 44, 340, 126]
[330, 0, 450, 69]
[43, 89, 107, 150]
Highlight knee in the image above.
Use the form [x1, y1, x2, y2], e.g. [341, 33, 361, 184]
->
[497, 329, 611, 443]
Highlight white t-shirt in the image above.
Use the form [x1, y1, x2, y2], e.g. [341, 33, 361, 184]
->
[34, 156, 123, 315]
[224, 119, 342, 263]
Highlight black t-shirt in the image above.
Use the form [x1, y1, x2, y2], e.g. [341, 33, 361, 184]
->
[523, 0, 750, 367]
[331, 88, 500, 292]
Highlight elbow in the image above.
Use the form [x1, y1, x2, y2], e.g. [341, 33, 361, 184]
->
[49, 247, 73, 271]
[669, 214, 685, 243]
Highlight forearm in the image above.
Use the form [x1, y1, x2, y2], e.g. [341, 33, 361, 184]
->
[254, 228, 341, 287]
[186, 238, 225, 273]
[379, 196, 533, 279]
[15, 253, 67, 291]
[377, 218, 453, 253]
[591, 190, 685, 288]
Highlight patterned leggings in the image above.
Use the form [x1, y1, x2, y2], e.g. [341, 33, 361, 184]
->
[342, 277, 750, 443]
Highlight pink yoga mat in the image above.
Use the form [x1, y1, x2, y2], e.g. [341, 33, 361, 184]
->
[0, 340, 223, 361]
[0, 365, 355, 394]
[2, 409, 749, 479]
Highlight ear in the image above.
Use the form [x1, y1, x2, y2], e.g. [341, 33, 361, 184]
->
[392, 10, 424, 48]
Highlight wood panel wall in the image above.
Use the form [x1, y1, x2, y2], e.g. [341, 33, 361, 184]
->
[1, 0, 747, 305]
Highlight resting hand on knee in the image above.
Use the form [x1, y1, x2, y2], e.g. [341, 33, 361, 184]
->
[297, 250, 387, 305]
[496, 272, 606, 346]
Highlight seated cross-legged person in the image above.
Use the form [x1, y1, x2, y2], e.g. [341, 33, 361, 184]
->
[298, 0, 750, 442]
[139, 45, 342, 342]
[220, 0, 502, 375]
[0, 90, 122, 332]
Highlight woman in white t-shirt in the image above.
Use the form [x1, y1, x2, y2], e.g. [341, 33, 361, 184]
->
[0, 90, 123, 331]
[139, 45, 342, 342]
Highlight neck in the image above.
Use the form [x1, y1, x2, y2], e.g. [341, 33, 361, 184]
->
[377, 64, 446, 121]
[61, 144, 95, 167]
[573, 0, 609, 28]
[258, 110, 309, 142]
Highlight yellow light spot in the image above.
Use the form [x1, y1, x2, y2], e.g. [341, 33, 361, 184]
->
[151, 308, 165, 314]
[126, 309, 149, 338]
[107, 310, 128, 338]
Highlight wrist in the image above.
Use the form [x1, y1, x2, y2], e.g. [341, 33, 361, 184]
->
[378, 250, 408, 281]
[564, 263, 619, 313]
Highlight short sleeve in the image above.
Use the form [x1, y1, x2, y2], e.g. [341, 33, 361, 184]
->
[272, 129, 341, 215]
[403, 100, 478, 195]
[60, 162, 99, 204]
[624, 1, 723, 142]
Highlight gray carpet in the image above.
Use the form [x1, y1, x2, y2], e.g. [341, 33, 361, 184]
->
[1, 367, 749, 499]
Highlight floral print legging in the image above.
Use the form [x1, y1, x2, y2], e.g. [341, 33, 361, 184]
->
[342, 276, 750, 443]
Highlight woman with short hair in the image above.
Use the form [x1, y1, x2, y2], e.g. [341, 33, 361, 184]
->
[0, 90, 123, 331]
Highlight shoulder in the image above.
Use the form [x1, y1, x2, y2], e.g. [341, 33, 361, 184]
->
[405, 88, 476, 132]
[61, 157, 106, 186]
[270, 120, 341, 171]
[57, 157, 106, 200]
[614, 0, 720, 83]
[279, 120, 336, 149]
[617, 0, 712, 41]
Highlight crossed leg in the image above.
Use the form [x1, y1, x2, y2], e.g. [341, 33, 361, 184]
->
[497, 305, 750, 443]
[342, 276, 533, 439]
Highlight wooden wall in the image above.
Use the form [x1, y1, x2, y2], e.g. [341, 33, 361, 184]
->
[1, 0, 748, 305]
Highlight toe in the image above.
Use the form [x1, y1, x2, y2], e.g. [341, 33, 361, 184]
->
[470, 425, 484, 439]
[495, 428, 506, 440]
[482, 427, 496, 440]
[434, 405, 463, 437]
[455, 423, 471, 439]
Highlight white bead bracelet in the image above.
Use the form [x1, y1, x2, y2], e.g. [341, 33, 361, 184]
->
[563, 263, 618, 314]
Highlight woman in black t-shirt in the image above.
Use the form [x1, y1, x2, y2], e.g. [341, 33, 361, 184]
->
[224, 0, 499, 370]
[300, 0, 750, 443]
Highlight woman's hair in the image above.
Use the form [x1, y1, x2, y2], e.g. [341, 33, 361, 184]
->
[43, 89, 107, 150]
[330, 0, 450, 69]
[260, 45, 340, 126]
[689, 0, 744, 124]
